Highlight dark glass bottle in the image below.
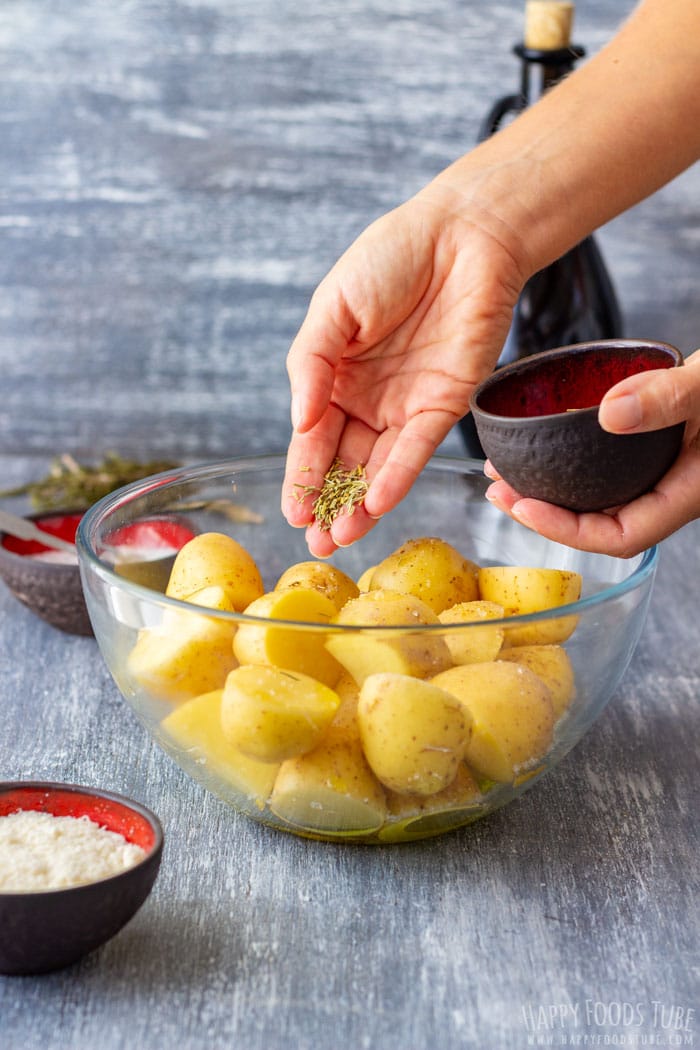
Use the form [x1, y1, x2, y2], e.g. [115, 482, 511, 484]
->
[459, 38, 624, 457]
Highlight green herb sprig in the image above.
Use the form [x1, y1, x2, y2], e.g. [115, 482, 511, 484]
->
[0, 452, 179, 512]
[295, 458, 369, 531]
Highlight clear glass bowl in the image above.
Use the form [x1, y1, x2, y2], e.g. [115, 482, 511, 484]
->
[77, 455, 657, 844]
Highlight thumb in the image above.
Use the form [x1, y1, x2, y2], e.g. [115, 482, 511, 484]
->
[599, 348, 700, 434]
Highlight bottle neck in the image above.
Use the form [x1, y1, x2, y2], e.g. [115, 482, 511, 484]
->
[515, 43, 585, 105]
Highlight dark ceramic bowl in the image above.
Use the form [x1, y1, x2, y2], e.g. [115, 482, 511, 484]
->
[0, 511, 197, 636]
[470, 340, 685, 512]
[0, 781, 163, 975]
[0, 512, 92, 635]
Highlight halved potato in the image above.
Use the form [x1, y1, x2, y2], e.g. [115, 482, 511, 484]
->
[166, 531, 264, 611]
[369, 537, 479, 613]
[233, 586, 341, 687]
[269, 692, 387, 837]
[477, 566, 581, 645]
[438, 600, 506, 664]
[160, 689, 278, 806]
[221, 664, 340, 763]
[357, 672, 470, 796]
[497, 644, 576, 718]
[127, 584, 238, 703]
[274, 560, 359, 611]
[325, 589, 452, 685]
[432, 661, 554, 783]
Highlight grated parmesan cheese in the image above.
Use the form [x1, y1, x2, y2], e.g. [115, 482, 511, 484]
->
[0, 810, 147, 893]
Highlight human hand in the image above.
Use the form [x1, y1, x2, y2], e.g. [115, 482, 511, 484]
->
[484, 348, 700, 557]
[282, 188, 525, 556]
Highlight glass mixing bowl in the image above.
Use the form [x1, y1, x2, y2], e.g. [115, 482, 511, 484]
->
[77, 455, 657, 844]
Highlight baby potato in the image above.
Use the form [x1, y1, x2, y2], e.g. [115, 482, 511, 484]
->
[497, 644, 576, 718]
[477, 565, 581, 646]
[325, 589, 452, 685]
[221, 664, 340, 764]
[357, 672, 471, 796]
[379, 764, 481, 842]
[369, 537, 479, 613]
[274, 560, 359, 611]
[269, 696, 387, 837]
[438, 600, 506, 664]
[432, 662, 554, 783]
[233, 586, 342, 687]
[127, 584, 238, 704]
[166, 532, 264, 611]
[356, 564, 377, 592]
[160, 689, 278, 806]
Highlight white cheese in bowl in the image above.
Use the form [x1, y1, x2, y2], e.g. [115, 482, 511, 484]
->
[0, 810, 147, 892]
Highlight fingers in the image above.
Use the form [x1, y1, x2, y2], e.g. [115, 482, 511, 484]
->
[282, 403, 346, 527]
[363, 409, 459, 518]
[485, 435, 700, 557]
[286, 283, 358, 434]
[282, 405, 456, 555]
[599, 348, 700, 434]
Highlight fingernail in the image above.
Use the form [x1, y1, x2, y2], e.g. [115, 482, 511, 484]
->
[600, 393, 642, 432]
[511, 501, 532, 528]
[291, 398, 302, 430]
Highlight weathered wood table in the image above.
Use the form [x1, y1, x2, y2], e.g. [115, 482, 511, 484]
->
[1, 3, 698, 1048]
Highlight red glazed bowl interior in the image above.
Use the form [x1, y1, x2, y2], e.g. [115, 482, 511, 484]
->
[476, 343, 679, 418]
[0, 783, 159, 853]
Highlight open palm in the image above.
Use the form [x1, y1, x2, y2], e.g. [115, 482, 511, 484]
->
[282, 193, 523, 556]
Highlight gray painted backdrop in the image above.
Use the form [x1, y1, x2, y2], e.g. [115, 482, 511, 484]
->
[1, 3, 698, 1050]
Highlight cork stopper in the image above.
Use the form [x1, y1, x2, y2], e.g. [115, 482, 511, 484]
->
[524, 1, 574, 49]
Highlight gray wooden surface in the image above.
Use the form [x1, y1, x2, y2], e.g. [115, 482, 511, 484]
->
[1, 2, 698, 1048]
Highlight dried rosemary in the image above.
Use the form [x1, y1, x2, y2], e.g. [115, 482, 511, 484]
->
[0, 452, 179, 512]
[295, 458, 369, 531]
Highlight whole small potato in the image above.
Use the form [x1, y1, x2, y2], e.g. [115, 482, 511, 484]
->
[221, 664, 340, 763]
[325, 589, 452, 685]
[369, 536, 479, 613]
[477, 565, 581, 646]
[275, 560, 359, 611]
[438, 600, 506, 664]
[357, 672, 471, 796]
[497, 644, 576, 718]
[166, 532, 264, 611]
[432, 662, 554, 783]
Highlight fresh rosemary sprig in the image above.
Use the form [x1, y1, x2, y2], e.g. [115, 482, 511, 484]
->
[295, 458, 369, 531]
[0, 452, 179, 512]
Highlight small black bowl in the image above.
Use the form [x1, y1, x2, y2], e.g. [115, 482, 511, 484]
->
[0, 511, 92, 635]
[0, 510, 198, 636]
[470, 339, 685, 512]
[0, 781, 164, 975]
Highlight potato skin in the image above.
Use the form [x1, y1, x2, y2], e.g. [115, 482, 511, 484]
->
[477, 566, 581, 646]
[432, 661, 554, 783]
[221, 664, 340, 763]
[325, 589, 452, 685]
[233, 586, 342, 687]
[127, 584, 238, 703]
[497, 644, 576, 718]
[160, 689, 279, 805]
[369, 537, 479, 614]
[357, 672, 471, 796]
[438, 600, 505, 665]
[275, 560, 359, 611]
[166, 532, 264, 611]
[269, 691, 387, 836]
